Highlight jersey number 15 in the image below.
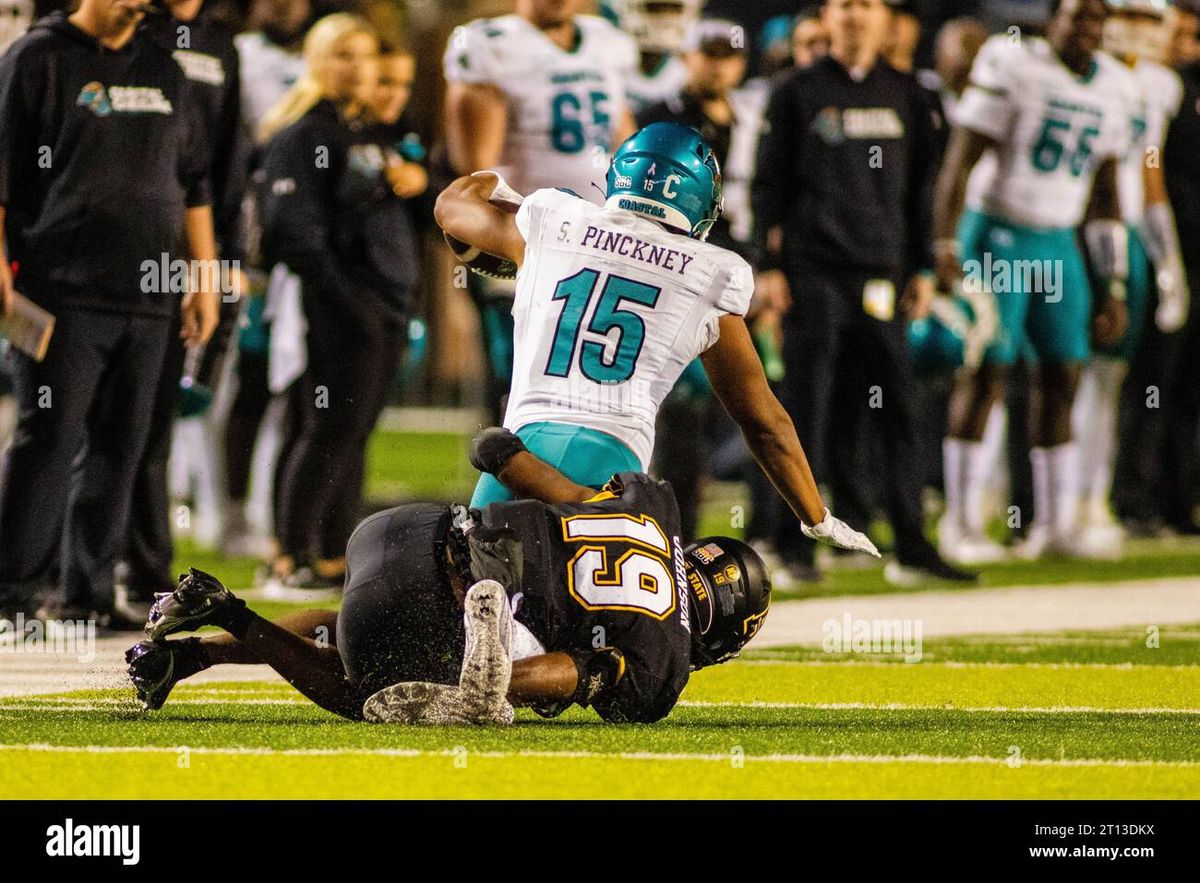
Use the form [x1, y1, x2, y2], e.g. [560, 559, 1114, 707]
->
[546, 268, 662, 384]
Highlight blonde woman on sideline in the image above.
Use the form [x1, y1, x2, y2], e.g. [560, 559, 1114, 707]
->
[258, 14, 428, 593]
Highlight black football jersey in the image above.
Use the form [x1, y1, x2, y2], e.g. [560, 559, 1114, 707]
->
[478, 472, 692, 722]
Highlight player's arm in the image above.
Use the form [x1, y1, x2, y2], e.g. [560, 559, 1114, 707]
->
[434, 172, 526, 266]
[181, 205, 221, 345]
[614, 106, 637, 145]
[701, 315, 880, 556]
[1082, 156, 1129, 347]
[931, 125, 996, 291]
[469, 427, 593, 504]
[445, 81, 507, 175]
[1141, 158, 1189, 331]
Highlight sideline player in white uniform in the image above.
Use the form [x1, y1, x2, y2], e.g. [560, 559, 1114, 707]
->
[1071, 0, 1188, 555]
[437, 122, 879, 559]
[601, 0, 698, 113]
[934, 0, 1139, 562]
[443, 0, 638, 423]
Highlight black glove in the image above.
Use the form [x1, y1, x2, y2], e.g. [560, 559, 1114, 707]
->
[533, 647, 626, 718]
[469, 427, 527, 475]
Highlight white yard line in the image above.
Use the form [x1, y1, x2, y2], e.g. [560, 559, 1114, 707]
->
[0, 742, 1195, 767]
[1, 576, 1196, 698]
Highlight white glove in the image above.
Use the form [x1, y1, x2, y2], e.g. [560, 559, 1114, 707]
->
[470, 169, 524, 212]
[1155, 262, 1189, 333]
[801, 508, 881, 557]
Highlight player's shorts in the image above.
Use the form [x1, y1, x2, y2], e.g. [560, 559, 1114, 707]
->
[1094, 224, 1150, 362]
[957, 209, 1092, 365]
[470, 421, 642, 508]
[336, 503, 464, 702]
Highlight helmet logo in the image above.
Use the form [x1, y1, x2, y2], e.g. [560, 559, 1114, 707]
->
[613, 174, 632, 189]
[713, 564, 741, 585]
[663, 174, 681, 199]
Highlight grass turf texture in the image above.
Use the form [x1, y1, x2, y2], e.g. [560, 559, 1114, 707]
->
[2, 625, 1197, 799]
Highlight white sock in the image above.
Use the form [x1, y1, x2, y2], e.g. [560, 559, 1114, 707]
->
[1085, 357, 1126, 506]
[962, 439, 993, 535]
[1031, 447, 1052, 532]
[943, 438, 965, 529]
[1048, 443, 1081, 540]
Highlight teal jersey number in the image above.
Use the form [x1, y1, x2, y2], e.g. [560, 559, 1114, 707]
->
[1031, 115, 1101, 176]
[551, 90, 611, 154]
[546, 268, 661, 383]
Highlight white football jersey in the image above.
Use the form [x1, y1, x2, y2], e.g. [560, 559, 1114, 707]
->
[444, 14, 637, 201]
[626, 53, 689, 114]
[504, 189, 754, 466]
[1115, 59, 1183, 223]
[959, 36, 1138, 229]
[236, 32, 306, 128]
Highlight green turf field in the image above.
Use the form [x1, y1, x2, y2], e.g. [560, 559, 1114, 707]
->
[2, 625, 1197, 799]
[3, 428, 1196, 799]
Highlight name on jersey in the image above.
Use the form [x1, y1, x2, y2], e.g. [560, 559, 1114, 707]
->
[581, 224, 696, 275]
[173, 50, 226, 86]
[550, 70, 605, 85]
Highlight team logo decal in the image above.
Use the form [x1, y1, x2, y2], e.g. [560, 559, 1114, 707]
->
[76, 81, 113, 117]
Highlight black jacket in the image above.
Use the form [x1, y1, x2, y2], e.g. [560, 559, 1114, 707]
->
[142, 7, 247, 263]
[752, 55, 942, 278]
[1165, 62, 1200, 268]
[0, 11, 211, 315]
[259, 100, 425, 324]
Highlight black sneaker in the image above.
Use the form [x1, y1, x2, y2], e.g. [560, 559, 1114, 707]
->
[146, 567, 247, 641]
[887, 545, 978, 586]
[125, 638, 208, 710]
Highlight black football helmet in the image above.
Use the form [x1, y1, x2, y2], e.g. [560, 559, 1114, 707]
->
[682, 537, 771, 668]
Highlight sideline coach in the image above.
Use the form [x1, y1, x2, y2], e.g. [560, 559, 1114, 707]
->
[0, 0, 219, 620]
[752, 0, 969, 583]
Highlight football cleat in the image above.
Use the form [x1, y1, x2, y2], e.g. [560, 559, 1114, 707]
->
[125, 638, 207, 711]
[458, 580, 514, 712]
[146, 567, 246, 641]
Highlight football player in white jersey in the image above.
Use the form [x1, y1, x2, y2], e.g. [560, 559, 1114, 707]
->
[443, 0, 639, 423]
[1071, 0, 1188, 555]
[437, 122, 879, 559]
[933, 0, 1139, 561]
[601, 0, 699, 114]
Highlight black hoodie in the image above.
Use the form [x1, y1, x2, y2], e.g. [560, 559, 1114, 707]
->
[0, 11, 211, 316]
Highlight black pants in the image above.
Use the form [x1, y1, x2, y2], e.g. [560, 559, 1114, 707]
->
[0, 304, 170, 610]
[276, 290, 403, 561]
[1114, 264, 1200, 524]
[336, 503, 464, 702]
[773, 262, 928, 565]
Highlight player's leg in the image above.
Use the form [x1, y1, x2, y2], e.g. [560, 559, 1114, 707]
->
[63, 313, 172, 617]
[0, 306, 111, 614]
[1072, 227, 1149, 554]
[941, 211, 1026, 563]
[1020, 231, 1092, 557]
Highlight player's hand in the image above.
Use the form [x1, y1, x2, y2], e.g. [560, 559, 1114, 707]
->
[753, 270, 791, 314]
[386, 160, 428, 199]
[902, 273, 934, 320]
[181, 288, 220, 345]
[801, 508, 881, 558]
[1091, 290, 1128, 348]
[0, 259, 13, 319]
[934, 240, 961, 293]
[469, 426, 528, 475]
[1155, 264, 1189, 333]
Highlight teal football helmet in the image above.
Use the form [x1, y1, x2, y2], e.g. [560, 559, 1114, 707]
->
[908, 281, 999, 372]
[605, 122, 723, 241]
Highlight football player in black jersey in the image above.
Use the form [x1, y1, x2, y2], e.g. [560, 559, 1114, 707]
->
[126, 428, 771, 724]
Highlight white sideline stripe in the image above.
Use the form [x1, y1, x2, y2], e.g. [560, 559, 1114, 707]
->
[4, 697, 1198, 715]
[739, 659, 1200, 670]
[0, 743, 1195, 768]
